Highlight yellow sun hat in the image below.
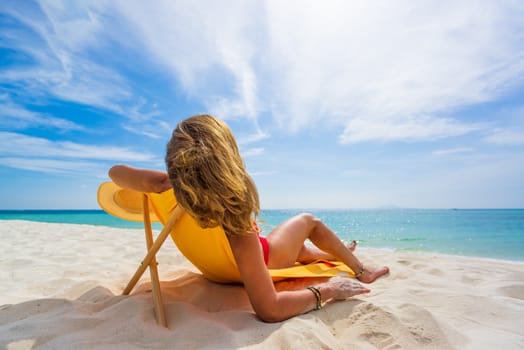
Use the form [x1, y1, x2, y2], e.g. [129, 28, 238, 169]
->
[97, 181, 160, 222]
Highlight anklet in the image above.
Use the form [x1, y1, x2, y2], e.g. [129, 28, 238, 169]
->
[307, 286, 322, 310]
[355, 265, 365, 278]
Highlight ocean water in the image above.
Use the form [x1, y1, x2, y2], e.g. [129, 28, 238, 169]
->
[1, 209, 523, 262]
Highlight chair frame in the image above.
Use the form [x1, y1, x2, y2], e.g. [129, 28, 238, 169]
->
[122, 194, 183, 327]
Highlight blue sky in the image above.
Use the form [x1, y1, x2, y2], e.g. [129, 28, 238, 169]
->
[1, 0, 523, 210]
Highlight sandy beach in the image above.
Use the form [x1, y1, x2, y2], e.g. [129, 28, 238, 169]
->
[0, 220, 523, 349]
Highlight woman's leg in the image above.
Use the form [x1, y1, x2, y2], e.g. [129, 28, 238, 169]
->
[296, 240, 357, 264]
[266, 213, 389, 283]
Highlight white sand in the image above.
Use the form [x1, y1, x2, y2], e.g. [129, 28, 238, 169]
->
[0, 220, 523, 349]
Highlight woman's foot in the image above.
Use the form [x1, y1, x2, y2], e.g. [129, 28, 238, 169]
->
[357, 266, 390, 283]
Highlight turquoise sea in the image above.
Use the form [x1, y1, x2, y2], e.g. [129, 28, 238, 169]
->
[1, 209, 523, 262]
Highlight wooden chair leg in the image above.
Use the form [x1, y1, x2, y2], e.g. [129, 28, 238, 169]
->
[122, 204, 184, 327]
[142, 195, 167, 327]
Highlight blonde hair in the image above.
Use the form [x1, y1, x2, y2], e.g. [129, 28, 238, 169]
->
[165, 115, 260, 236]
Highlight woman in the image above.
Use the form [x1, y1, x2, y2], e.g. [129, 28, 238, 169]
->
[109, 114, 389, 322]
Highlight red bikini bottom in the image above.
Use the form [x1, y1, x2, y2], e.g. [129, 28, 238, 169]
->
[258, 236, 269, 265]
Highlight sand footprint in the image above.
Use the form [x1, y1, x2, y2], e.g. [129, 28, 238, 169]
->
[497, 284, 524, 300]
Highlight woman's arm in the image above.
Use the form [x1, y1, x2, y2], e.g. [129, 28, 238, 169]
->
[228, 233, 370, 322]
[108, 164, 172, 193]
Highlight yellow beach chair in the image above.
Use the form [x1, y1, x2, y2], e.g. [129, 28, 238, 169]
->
[97, 182, 355, 327]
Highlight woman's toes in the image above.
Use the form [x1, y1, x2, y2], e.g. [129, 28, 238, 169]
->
[347, 240, 357, 252]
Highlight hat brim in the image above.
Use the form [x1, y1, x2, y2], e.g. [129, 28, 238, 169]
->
[97, 181, 160, 222]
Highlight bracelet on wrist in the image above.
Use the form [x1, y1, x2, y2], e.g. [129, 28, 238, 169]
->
[307, 286, 322, 310]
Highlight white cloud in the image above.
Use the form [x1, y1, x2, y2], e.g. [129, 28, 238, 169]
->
[237, 130, 270, 145]
[250, 170, 278, 177]
[432, 147, 474, 156]
[0, 1, 165, 137]
[0, 94, 85, 132]
[242, 147, 264, 158]
[111, 1, 263, 122]
[484, 129, 524, 145]
[0, 157, 99, 174]
[1, 2, 129, 109]
[263, 1, 524, 142]
[3, 0, 524, 145]
[0, 131, 158, 162]
[107, 0, 524, 143]
[341, 116, 483, 143]
[122, 120, 172, 140]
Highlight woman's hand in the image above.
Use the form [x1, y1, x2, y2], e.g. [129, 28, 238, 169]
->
[321, 277, 370, 301]
[156, 173, 173, 192]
